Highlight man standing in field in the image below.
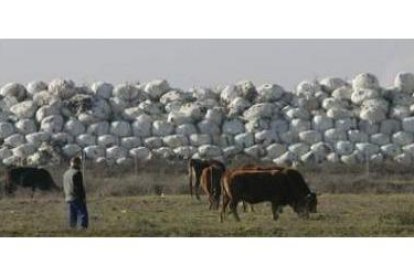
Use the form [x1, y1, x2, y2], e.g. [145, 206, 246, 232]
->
[63, 156, 88, 229]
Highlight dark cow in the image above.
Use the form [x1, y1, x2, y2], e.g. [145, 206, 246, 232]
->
[188, 158, 225, 200]
[4, 167, 59, 198]
[220, 168, 317, 222]
[200, 163, 225, 210]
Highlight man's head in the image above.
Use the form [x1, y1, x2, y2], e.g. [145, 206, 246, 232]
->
[70, 156, 82, 169]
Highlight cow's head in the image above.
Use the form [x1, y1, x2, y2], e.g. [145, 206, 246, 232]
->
[306, 192, 317, 213]
[293, 192, 317, 218]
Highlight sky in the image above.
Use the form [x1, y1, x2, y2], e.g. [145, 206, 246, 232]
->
[1, 39, 414, 91]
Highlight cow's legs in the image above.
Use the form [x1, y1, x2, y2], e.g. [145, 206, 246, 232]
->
[230, 199, 240, 222]
[220, 194, 230, 222]
[194, 170, 202, 200]
[271, 201, 280, 221]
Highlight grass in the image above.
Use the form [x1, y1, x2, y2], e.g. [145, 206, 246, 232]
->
[1, 193, 414, 237]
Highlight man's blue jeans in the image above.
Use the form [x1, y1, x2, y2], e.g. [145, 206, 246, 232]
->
[68, 199, 89, 229]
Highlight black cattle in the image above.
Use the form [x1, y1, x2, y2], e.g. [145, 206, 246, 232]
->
[220, 168, 317, 222]
[188, 158, 225, 200]
[4, 167, 59, 198]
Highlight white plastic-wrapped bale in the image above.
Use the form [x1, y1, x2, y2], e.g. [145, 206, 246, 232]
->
[165, 101, 184, 113]
[327, 152, 340, 163]
[138, 101, 163, 116]
[77, 113, 99, 126]
[359, 107, 386, 123]
[3, 156, 21, 166]
[116, 157, 133, 166]
[0, 95, 18, 113]
[298, 130, 322, 145]
[190, 87, 218, 101]
[355, 142, 380, 157]
[288, 143, 310, 157]
[173, 146, 197, 159]
[152, 147, 175, 159]
[392, 131, 414, 146]
[64, 119, 85, 137]
[97, 135, 118, 147]
[12, 143, 36, 158]
[381, 144, 402, 159]
[390, 92, 414, 106]
[291, 95, 319, 111]
[332, 86, 353, 101]
[62, 144, 82, 158]
[279, 130, 299, 144]
[198, 145, 222, 158]
[310, 115, 332, 132]
[14, 119, 37, 135]
[296, 80, 321, 96]
[0, 147, 13, 159]
[110, 121, 132, 137]
[89, 98, 111, 120]
[35, 104, 60, 122]
[106, 146, 128, 160]
[27, 81, 48, 97]
[205, 108, 224, 125]
[129, 147, 152, 160]
[270, 119, 289, 133]
[370, 153, 384, 164]
[10, 100, 37, 119]
[335, 140, 354, 156]
[245, 118, 269, 132]
[175, 124, 197, 136]
[394, 153, 412, 165]
[394, 72, 414, 93]
[25, 131, 50, 147]
[222, 118, 245, 135]
[324, 128, 347, 143]
[320, 77, 348, 93]
[234, 132, 254, 148]
[120, 137, 141, 149]
[4, 134, 25, 148]
[254, 130, 278, 146]
[178, 103, 204, 122]
[311, 142, 333, 156]
[402, 117, 414, 133]
[326, 108, 352, 119]
[315, 91, 330, 102]
[380, 119, 401, 135]
[266, 143, 287, 159]
[358, 120, 379, 135]
[243, 103, 274, 120]
[198, 120, 221, 136]
[76, 134, 96, 147]
[132, 115, 152, 138]
[51, 132, 74, 145]
[189, 134, 212, 147]
[152, 120, 174, 137]
[352, 73, 380, 90]
[341, 151, 363, 165]
[0, 122, 15, 139]
[113, 83, 140, 102]
[300, 151, 323, 164]
[223, 146, 243, 158]
[217, 134, 235, 148]
[322, 97, 349, 110]
[370, 133, 390, 146]
[32, 91, 60, 107]
[361, 98, 389, 112]
[48, 79, 76, 99]
[351, 89, 380, 105]
[236, 80, 258, 102]
[167, 111, 193, 125]
[335, 118, 357, 131]
[40, 115, 64, 133]
[0, 83, 27, 101]
[289, 119, 311, 133]
[91, 82, 113, 99]
[220, 85, 242, 104]
[144, 137, 163, 149]
[256, 84, 284, 102]
[162, 134, 189, 148]
[273, 151, 298, 166]
[244, 145, 265, 159]
[144, 79, 170, 100]
[284, 107, 310, 120]
[87, 121, 109, 136]
[402, 144, 414, 157]
[160, 90, 187, 105]
[84, 145, 106, 159]
[390, 105, 410, 120]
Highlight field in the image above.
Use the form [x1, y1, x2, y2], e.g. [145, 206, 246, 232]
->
[1, 160, 414, 237]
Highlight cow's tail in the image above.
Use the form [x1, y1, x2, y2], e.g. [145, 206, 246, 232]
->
[189, 159, 193, 198]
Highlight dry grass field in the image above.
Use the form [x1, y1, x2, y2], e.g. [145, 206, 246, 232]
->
[1, 159, 414, 237]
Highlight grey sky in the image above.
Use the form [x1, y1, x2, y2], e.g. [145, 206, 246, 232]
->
[0, 39, 413, 91]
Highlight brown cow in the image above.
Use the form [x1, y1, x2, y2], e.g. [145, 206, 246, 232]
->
[188, 158, 225, 200]
[220, 168, 317, 222]
[200, 163, 225, 210]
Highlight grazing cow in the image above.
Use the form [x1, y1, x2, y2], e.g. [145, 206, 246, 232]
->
[220, 168, 317, 222]
[4, 167, 59, 198]
[200, 163, 225, 210]
[188, 158, 225, 200]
